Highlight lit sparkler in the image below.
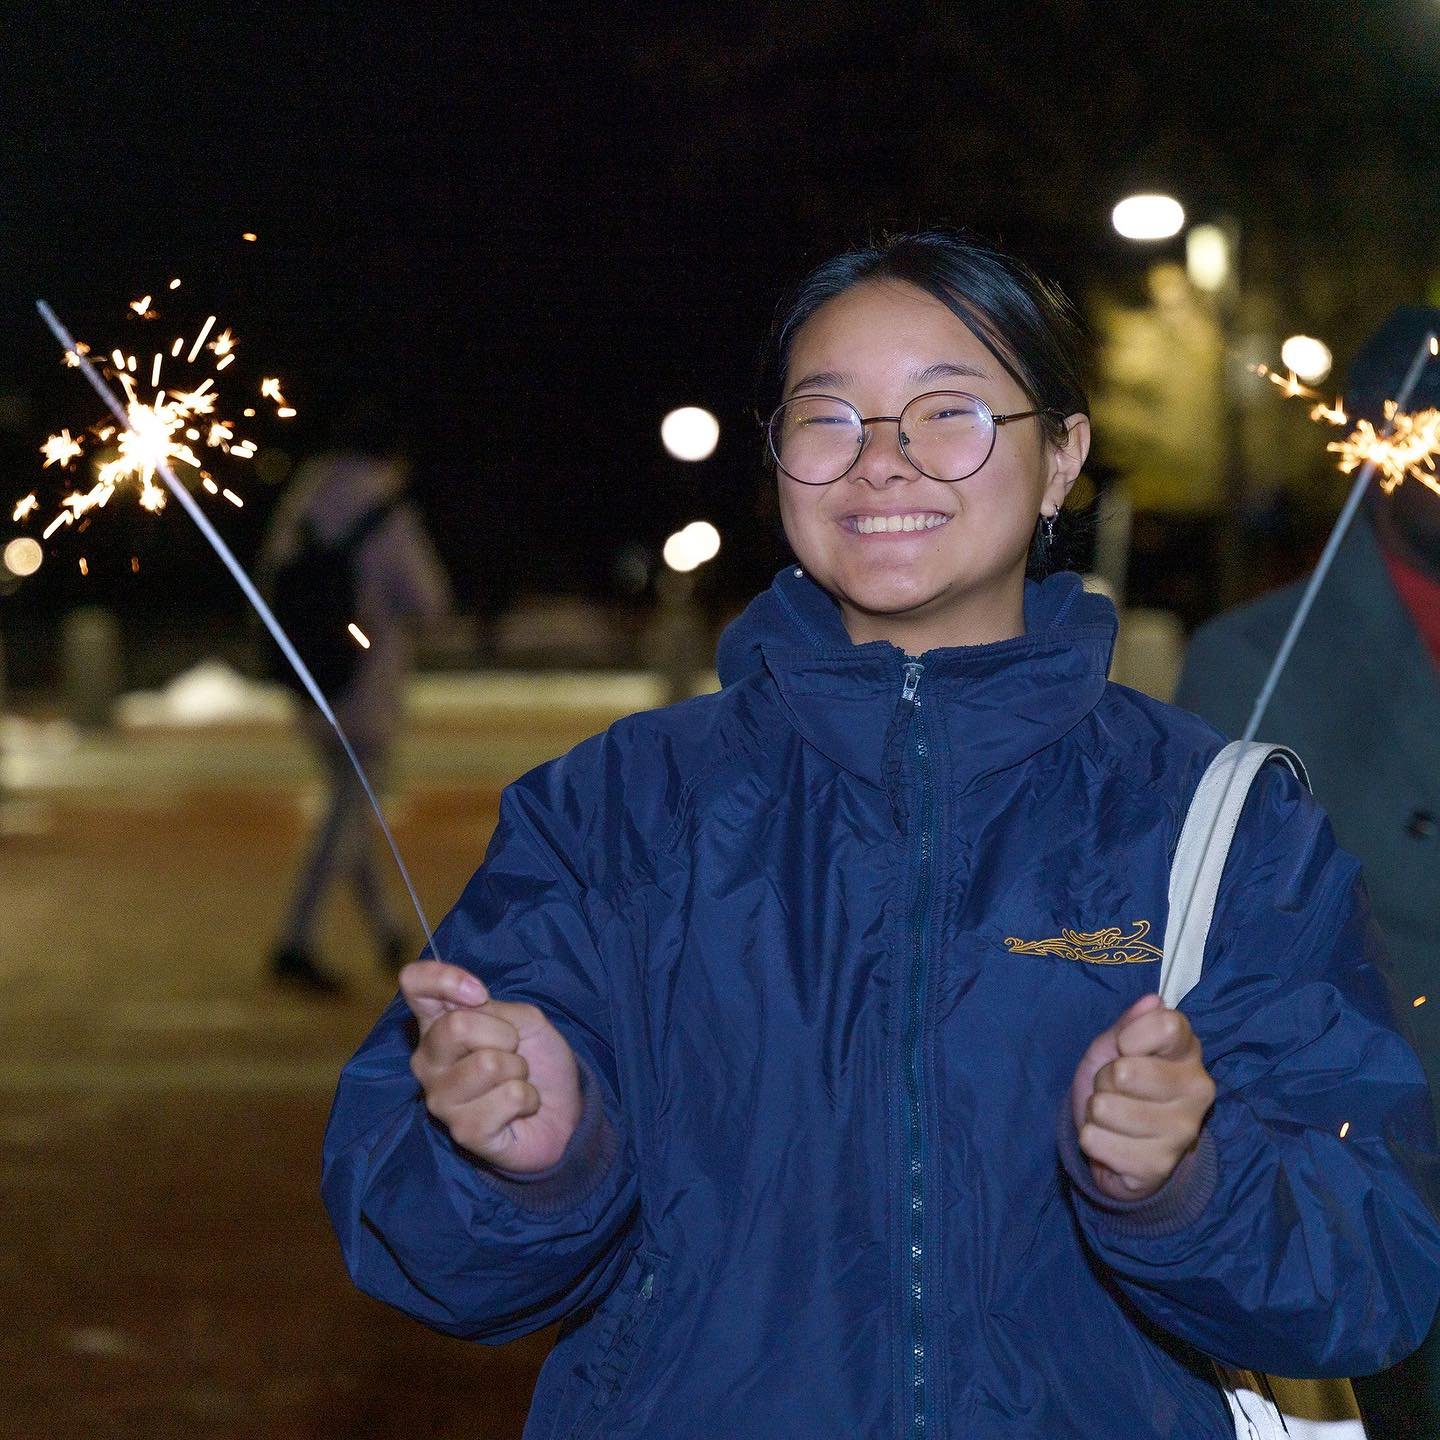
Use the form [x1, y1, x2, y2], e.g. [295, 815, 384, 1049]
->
[1254, 360, 1440, 498]
[33, 298, 442, 966]
[1169, 333, 1439, 985]
[11, 289, 288, 546]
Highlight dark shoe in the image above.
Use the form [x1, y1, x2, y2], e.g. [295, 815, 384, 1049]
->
[270, 947, 347, 997]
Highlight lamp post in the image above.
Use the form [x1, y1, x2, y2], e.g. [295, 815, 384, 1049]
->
[653, 409, 721, 703]
[1113, 196, 1248, 607]
[656, 521, 721, 703]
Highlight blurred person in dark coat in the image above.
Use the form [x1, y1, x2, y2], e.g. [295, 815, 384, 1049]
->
[260, 407, 452, 995]
[1177, 306, 1440, 1437]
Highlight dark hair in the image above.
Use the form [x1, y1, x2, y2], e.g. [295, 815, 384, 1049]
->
[757, 229, 1091, 573]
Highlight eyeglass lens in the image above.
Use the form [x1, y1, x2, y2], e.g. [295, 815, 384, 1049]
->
[769, 393, 994, 485]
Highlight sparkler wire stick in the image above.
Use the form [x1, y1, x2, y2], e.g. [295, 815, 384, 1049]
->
[1167, 330, 1436, 979]
[36, 299, 442, 964]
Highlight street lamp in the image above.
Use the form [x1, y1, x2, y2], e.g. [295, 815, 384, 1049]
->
[1113, 195, 1249, 605]
[662, 520, 721, 574]
[1, 537, 42, 579]
[1111, 194, 1185, 242]
[660, 406, 720, 462]
[1279, 335, 1333, 385]
[655, 520, 722, 703]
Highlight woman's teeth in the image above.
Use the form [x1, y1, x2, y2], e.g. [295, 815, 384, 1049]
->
[850, 513, 950, 535]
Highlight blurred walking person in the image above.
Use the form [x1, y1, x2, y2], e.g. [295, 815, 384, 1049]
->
[260, 408, 452, 995]
[1178, 306, 1440, 1436]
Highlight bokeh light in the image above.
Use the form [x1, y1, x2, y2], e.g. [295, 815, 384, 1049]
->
[3, 536, 44, 577]
[1279, 335, 1333, 384]
[660, 407, 720, 462]
[1111, 194, 1185, 242]
[662, 520, 722, 573]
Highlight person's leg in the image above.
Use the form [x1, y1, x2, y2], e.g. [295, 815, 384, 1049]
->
[343, 747, 408, 971]
[271, 737, 361, 993]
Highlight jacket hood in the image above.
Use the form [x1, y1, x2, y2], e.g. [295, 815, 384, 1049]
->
[716, 565, 1118, 791]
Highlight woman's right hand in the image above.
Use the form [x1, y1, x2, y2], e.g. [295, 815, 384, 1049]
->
[400, 960, 583, 1173]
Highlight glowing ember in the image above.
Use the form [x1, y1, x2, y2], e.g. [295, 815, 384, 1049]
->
[40, 429, 83, 468]
[12, 493, 38, 523]
[186, 316, 217, 364]
[130, 295, 154, 318]
[348, 622, 371, 649]
[1415, 995, 1428, 1008]
[1339, 1121, 1351, 1139]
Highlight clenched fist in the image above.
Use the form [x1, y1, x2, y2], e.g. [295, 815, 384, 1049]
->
[1069, 993, 1216, 1202]
[401, 960, 583, 1174]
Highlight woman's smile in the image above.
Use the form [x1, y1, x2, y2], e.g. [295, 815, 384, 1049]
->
[840, 509, 953, 536]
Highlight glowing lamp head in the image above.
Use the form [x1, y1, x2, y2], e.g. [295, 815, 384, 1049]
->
[660, 407, 720, 462]
[1185, 224, 1231, 292]
[3, 536, 43, 578]
[662, 520, 722, 573]
[1111, 194, 1186, 242]
[1279, 335, 1333, 385]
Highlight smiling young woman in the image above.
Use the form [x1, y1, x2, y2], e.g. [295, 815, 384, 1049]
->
[324, 231, 1440, 1440]
[764, 257, 1090, 651]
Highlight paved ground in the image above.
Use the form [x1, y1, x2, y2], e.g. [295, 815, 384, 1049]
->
[0, 699, 631, 1439]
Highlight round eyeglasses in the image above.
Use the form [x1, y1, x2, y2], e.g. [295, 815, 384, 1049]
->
[766, 390, 1055, 487]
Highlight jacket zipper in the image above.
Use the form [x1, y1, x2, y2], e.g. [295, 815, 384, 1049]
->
[900, 660, 932, 1437]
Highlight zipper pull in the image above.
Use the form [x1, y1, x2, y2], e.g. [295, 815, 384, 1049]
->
[901, 661, 923, 703]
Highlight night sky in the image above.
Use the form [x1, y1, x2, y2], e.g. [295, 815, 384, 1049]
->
[3, 2, 1440, 664]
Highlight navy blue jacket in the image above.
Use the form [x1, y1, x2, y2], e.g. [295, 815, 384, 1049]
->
[324, 566, 1440, 1439]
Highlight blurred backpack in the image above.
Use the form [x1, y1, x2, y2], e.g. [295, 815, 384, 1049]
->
[264, 500, 397, 699]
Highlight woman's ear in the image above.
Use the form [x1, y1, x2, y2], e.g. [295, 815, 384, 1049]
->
[1044, 413, 1091, 513]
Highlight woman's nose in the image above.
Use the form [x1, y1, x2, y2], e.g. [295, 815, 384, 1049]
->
[855, 417, 920, 486]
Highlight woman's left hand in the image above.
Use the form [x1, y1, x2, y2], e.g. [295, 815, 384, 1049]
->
[1069, 993, 1216, 1202]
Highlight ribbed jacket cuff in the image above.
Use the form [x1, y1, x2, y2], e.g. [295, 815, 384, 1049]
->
[1057, 1100, 1219, 1238]
[470, 1057, 619, 1216]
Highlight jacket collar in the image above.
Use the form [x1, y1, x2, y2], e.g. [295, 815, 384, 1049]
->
[716, 565, 1118, 791]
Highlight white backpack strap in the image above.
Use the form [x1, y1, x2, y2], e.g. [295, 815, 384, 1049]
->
[1159, 741, 1309, 1008]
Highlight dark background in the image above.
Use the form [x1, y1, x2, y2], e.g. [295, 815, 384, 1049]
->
[3, 0, 1439, 675]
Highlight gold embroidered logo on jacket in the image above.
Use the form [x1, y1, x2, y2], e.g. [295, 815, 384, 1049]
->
[1003, 919, 1162, 965]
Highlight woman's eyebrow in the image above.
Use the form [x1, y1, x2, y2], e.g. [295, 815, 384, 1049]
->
[911, 361, 989, 385]
[786, 369, 851, 397]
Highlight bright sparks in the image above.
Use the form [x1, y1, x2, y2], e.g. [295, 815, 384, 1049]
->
[1259, 357, 1440, 500]
[16, 287, 296, 551]
[40, 429, 83, 468]
[1328, 403, 1440, 498]
[348, 622, 371, 649]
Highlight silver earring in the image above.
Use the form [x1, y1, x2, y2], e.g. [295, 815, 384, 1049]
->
[1042, 512, 1056, 546]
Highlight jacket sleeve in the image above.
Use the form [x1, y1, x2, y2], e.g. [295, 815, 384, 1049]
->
[321, 757, 639, 1342]
[1064, 762, 1440, 1378]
